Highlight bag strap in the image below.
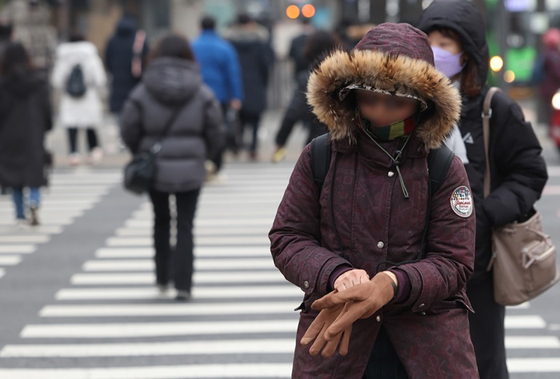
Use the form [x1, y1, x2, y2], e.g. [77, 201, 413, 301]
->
[482, 87, 501, 198]
[151, 107, 183, 153]
[310, 133, 332, 190]
[427, 145, 455, 195]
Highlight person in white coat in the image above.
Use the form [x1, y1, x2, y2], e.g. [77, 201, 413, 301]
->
[51, 34, 107, 165]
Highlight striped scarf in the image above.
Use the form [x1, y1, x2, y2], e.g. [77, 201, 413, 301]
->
[359, 113, 418, 141]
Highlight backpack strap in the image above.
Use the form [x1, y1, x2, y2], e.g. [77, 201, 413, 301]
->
[427, 144, 455, 195]
[310, 133, 332, 191]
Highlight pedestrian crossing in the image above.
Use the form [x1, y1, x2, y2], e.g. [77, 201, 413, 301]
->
[0, 163, 558, 378]
[0, 169, 120, 281]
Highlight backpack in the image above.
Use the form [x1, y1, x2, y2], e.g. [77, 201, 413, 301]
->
[310, 132, 455, 262]
[66, 64, 87, 98]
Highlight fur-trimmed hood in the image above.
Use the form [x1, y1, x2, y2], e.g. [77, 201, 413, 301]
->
[307, 23, 461, 150]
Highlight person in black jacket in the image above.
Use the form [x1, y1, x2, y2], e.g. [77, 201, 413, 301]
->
[0, 42, 52, 227]
[418, 2, 548, 378]
[272, 31, 341, 162]
[105, 16, 149, 115]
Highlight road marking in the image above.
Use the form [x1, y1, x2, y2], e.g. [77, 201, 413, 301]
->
[0, 235, 50, 243]
[505, 336, 560, 349]
[0, 255, 22, 266]
[94, 247, 271, 258]
[0, 338, 295, 357]
[55, 286, 301, 300]
[505, 315, 547, 329]
[507, 302, 530, 309]
[21, 319, 297, 338]
[71, 271, 286, 285]
[0, 245, 36, 254]
[116, 226, 272, 237]
[0, 268, 4, 278]
[0, 219, 73, 226]
[40, 302, 298, 317]
[83, 258, 275, 271]
[508, 358, 560, 372]
[0, 363, 293, 379]
[106, 236, 270, 247]
[125, 218, 274, 228]
[543, 185, 560, 195]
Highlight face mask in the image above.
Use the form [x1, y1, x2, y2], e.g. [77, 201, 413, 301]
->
[431, 46, 466, 78]
[357, 109, 418, 141]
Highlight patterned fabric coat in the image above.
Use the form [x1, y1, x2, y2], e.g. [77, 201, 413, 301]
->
[269, 23, 479, 378]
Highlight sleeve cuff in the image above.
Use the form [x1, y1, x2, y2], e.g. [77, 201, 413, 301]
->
[389, 268, 412, 304]
[328, 265, 353, 292]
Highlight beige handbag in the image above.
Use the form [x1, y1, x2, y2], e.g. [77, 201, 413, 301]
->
[483, 87, 560, 306]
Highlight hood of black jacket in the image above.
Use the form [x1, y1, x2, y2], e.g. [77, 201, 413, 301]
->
[0, 69, 43, 98]
[144, 57, 201, 105]
[416, 0, 489, 92]
[116, 16, 137, 36]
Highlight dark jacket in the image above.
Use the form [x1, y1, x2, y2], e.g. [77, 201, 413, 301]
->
[275, 71, 327, 147]
[289, 33, 310, 78]
[418, 0, 548, 279]
[540, 47, 560, 103]
[225, 26, 271, 116]
[270, 24, 478, 378]
[120, 57, 225, 193]
[192, 30, 244, 104]
[105, 17, 148, 114]
[0, 70, 52, 188]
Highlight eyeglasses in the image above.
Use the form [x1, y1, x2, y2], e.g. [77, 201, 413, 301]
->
[356, 91, 417, 111]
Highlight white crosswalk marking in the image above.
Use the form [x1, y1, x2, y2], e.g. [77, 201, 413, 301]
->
[0, 170, 120, 279]
[1, 164, 559, 378]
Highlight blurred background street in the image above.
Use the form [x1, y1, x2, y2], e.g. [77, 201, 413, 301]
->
[0, 0, 559, 378]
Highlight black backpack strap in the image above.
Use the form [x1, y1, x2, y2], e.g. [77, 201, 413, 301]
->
[310, 133, 332, 191]
[428, 144, 455, 195]
[418, 144, 455, 259]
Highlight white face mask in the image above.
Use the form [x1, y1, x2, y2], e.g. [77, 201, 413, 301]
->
[431, 46, 466, 78]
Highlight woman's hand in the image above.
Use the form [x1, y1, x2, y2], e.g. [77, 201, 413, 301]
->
[333, 269, 369, 292]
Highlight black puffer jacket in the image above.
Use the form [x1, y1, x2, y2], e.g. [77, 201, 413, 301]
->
[418, 1, 548, 278]
[121, 57, 225, 193]
[0, 70, 52, 188]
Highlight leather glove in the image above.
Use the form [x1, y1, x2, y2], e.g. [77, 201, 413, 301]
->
[300, 298, 352, 358]
[312, 272, 396, 342]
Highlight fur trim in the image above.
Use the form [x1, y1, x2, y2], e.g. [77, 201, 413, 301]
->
[307, 49, 461, 150]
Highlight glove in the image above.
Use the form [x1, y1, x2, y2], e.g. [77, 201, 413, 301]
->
[312, 272, 396, 342]
[300, 297, 352, 358]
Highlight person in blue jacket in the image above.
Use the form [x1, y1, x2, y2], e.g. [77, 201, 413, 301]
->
[192, 16, 243, 172]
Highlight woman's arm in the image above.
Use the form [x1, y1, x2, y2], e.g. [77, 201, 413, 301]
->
[392, 157, 476, 312]
[269, 145, 354, 299]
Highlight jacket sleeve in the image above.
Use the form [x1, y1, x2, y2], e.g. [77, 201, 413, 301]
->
[483, 95, 548, 227]
[120, 97, 143, 154]
[226, 44, 244, 102]
[396, 157, 475, 312]
[269, 145, 354, 299]
[202, 89, 226, 159]
[41, 83, 53, 132]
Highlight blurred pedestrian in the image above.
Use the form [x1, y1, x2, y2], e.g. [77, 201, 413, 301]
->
[121, 34, 225, 301]
[272, 31, 341, 162]
[51, 34, 107, 166]
[105, 15, 148, 116]
[270, 23, 478, 377]
[224, 14, 272, 160]
[192, 16, 243, 174]
[0, 23, 12, 57]
[0, 42, 52, 227]
[418, 2, 548, 378]
[0, 0, 56, 73]
[289, 18, 314, 80]
[539, 28, 560, 123]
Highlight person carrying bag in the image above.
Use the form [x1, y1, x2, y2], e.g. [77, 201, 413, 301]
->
[483, 87, 560, 305]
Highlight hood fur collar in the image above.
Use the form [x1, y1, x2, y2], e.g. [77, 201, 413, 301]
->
[307, 49, 461, 150]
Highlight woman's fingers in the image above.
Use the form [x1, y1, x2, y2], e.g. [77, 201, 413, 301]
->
[334, 269, 369, 292]
[321, 329, 343, 358]
[300, 317, 325, 346]
[338, 326, 352, 356]
[308, 323, 330, 356]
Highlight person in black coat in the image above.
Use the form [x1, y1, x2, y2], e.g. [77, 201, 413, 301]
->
[224, 14, 272, 160]
[0, 43, 52, 227]
[418, 2, 548, 378]
[105, 16, 149, 115]
[272, 31, 341, 162]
